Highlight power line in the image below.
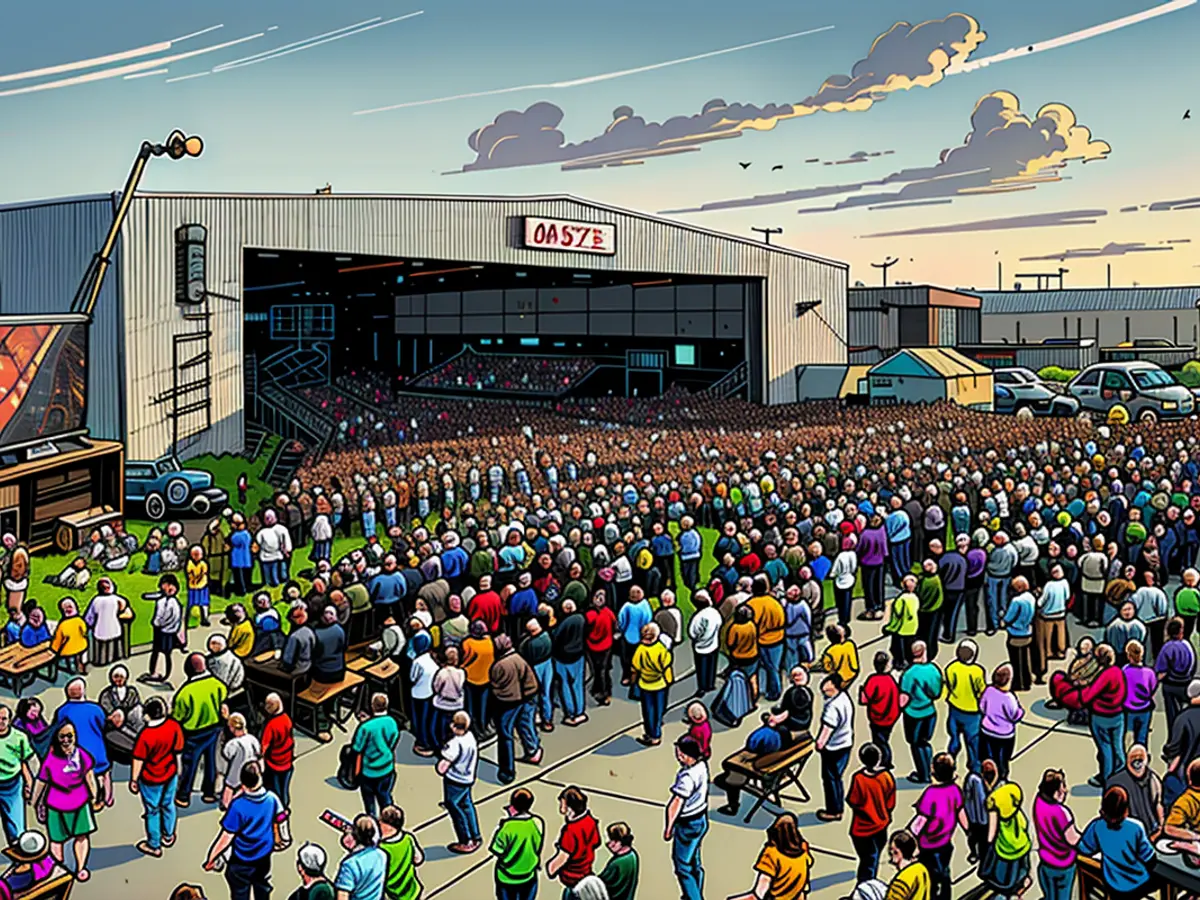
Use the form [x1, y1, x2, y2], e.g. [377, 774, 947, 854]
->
[751, 226, 783, 245]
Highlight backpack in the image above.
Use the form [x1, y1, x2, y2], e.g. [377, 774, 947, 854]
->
[336, 744, 359, 790]
[712, 668, 754, 729]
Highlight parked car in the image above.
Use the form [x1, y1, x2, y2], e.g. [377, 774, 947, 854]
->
[992, 367, 1080, 417]
[125, 456, 229, 520]
[1067, 361, 1195, 424]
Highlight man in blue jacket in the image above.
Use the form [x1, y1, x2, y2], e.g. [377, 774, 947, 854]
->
[228, 514, 254, 597]
[368, 555, 407, 631]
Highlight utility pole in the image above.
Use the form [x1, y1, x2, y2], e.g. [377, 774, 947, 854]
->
[871, 256, 899, 287]
[751, 226, 783, 245]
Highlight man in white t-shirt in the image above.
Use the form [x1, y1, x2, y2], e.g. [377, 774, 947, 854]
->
[687, 591, 723, 696]
[664, 735, 709, 900]
[220, 712, 261, 811]
[436, 711, 481, 854]
[815, 673, 854, 822]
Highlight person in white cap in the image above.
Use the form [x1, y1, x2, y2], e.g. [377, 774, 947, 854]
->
[291, 841, 334, 900]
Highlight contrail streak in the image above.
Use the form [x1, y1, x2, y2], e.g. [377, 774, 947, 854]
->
[211, 12, 423, 73]
[213, 17, 382, 70]
[165, 72, 211, 83]
[353, 24, 834, 115]
[948, 0, 1195, 73]
[124, 68, 169, 80]
[0, 32, 264, 97]
[170, 25, 225, 43]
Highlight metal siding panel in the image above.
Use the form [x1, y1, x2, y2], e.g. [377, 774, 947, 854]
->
[0, 197, 124, 442]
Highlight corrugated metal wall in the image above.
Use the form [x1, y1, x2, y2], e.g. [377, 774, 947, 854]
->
[0, 196, 124, 442]
[117, 195, 847, 453]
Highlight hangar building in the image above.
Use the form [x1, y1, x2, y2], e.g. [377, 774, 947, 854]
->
[0, 192, 848, 461]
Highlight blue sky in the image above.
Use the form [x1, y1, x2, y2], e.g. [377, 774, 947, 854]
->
[1, 0, 1198, 286]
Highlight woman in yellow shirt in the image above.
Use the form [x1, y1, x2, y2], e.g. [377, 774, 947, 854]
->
[50, 597, 89, 675]
[185, 545, 211, 628]
[631, 623, 673, 747]
[726, 605, 761, 701]
[728, 812, 813, 900]
[820, 624, 860, 688]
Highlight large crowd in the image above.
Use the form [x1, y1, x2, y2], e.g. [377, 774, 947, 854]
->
[3, 385, 1200, 900]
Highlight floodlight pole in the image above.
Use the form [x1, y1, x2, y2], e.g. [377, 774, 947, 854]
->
[72, 130, 203, 318]
[751, 227, 783, 245]
[871, 257, 899, 287]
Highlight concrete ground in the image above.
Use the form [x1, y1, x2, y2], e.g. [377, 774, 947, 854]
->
[22, 612, 1150, 900]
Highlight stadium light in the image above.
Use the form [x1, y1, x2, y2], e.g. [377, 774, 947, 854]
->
[73, 129, 204, 317]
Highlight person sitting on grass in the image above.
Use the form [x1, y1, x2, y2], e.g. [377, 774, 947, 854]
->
[49, 598, 89, 676]
[44, 558, 90, 591]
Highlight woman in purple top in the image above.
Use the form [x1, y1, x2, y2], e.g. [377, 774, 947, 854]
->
[31, 722, 100, 882]
[978, 663, 1024, 781]
[909, 752, 969, 900]
[858, 514, 889, 621]
[1155, 616, 1196, 736]
[964, 534, 989, 637]
[1122, 640, 1157, 749]
[1032, 768, 1080, 900]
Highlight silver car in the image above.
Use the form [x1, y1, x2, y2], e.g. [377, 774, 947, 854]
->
[1067, 361, 1195, 423]
[993, 367, 1079, 417]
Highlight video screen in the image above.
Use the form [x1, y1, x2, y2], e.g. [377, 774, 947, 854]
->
[0, 322, 88, 449]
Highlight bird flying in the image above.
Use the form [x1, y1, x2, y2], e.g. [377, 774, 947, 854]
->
[772, 164, 784, 171]
[738, 162, 751, 169]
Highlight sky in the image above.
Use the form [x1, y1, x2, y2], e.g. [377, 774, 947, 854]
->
[1, 0, 1198, 289]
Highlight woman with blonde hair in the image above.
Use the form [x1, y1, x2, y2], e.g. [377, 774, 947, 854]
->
[631, 623, 672, 747]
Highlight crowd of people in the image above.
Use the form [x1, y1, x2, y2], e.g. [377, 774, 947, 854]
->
[410, 350, 597, 396]
[7, 383, 1200, 899]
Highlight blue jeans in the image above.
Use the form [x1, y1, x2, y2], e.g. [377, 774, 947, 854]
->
[359, 771, 395, 818]
[869, 723, 894, 770]
[640, 688, 669, 741]
[177, 725, 221, 801]
[984, 576, 1009, 631]
[311, 539, 332, 562]
[782, 635, 812, 671]
[889, 540, 911, 585]
[695, 652, 718, 694]
[139, 775, 178, 849]
[904, 714, 936, 782]
[496, 878, 537, 900]
[410, 697, 435, 751]
[554, 657, 586, 719]
[496, 701, 539, 782]
[946, 708, 981, 772]
[0, 775, 24, 844]
[1091, 712, 1126, 782]
[671, 814, 708, 900]
[1126, 709, 1152, 748]
[260, 559, 282, 587]
[820, 747, 851, 815]
[532, 660, 554, 725]
[444, 780, 481, 844]
[1038, 861, 1075, 900]
[758, 643, 783, 701]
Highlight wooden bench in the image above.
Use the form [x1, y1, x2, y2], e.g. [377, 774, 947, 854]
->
[294, 672, 365, 737]
[713, 736, 814, 823]
[1076, 854, 1168, 899]
[0, 642, 56, 697]
[11, 865, 74, 900]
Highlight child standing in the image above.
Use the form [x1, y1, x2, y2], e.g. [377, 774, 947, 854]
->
[684, 701, 712, 760]
[185, 545, 210, 627]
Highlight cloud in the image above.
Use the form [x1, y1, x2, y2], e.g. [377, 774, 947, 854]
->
[1149, 196, 1200, 211]
[859, 208, 1107, 238]
[455, 13, 984, 172]
[663, 90, 1110, 215]
[1019, 242, 1174, 262]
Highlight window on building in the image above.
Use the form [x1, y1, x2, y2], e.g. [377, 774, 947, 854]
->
[519, 337, 539, 347]
[674, 344, 696, 366]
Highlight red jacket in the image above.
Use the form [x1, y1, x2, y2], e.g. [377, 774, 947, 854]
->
[584, 607, 617, 652]
[1080, 666, 1126, 717]
[468, 591, 504, 634]
[260, 713, 295, 772]
[860, 673, 901, 727]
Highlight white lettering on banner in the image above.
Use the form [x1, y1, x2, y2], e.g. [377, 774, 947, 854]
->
[523, 217, 616, 256]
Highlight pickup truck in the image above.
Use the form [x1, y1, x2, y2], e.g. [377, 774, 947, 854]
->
[125, 456, 229, 520]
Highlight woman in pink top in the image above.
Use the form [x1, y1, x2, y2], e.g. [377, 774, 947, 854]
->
[908, 752, 969, 900]
[978, 663, 1024, 781]
[1031, 768, 1081, 900]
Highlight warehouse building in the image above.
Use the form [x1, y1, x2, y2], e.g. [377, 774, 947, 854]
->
[978, 287, 1200, 349]
[0, 192, 848, 461]
[848, 285, 981, 364]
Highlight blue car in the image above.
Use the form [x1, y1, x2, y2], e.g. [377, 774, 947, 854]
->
[125, 456, 229, 520]
[993, 367, 1080, 417]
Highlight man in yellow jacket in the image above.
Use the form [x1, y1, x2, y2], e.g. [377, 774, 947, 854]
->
[632, 623, 673, 747]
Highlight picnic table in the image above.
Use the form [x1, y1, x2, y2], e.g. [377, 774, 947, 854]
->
[0, 641, 56, 697]
[713, 735, 814, 823]
[241, 650, 305, 730]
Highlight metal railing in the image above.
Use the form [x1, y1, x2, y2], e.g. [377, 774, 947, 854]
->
[707, 361, 749, 398]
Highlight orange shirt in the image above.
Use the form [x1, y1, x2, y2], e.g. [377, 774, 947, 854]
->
[747, 595, 786, 646]
[726, 621, 759, 661]
[461, 636, 495, 686]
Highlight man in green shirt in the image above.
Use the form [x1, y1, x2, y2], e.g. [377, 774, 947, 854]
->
[0, 705, 34, 843]
[352, 693, 401, 817]
[884, 574, 920, 669]
[898, 640, 944, 786]
[290, 842, 336, 900]
[171, 653, 229, 806]
[489, 788, 544, 900]
[378, 805, 423, 900]
[916, 558, 944, 662]
[598, 821, 639, 900]
[1175, 569, 1200, 628]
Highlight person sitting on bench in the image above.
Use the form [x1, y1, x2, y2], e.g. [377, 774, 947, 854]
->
[768, 667, 814, 741]
[717, 713, 796, 816]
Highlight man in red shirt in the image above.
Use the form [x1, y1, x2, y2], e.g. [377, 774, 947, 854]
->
[846, 742, 896, 883]
[259, 691, 295, 847]
[130, 696, 185, 858]
[545, 785, 600, 894]
[858, 650, 901, 770]
[468, 575, 504, 635]
[585, 592, 617, 706]
[1078, 642, 1127, 787]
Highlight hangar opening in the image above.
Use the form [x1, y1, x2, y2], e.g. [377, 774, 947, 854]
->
[242, 248, 762, 410]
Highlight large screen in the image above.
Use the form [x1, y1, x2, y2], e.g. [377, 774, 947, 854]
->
[0, 320, 87, 449]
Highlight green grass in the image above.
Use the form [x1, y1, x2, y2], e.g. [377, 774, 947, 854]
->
[186, 437, 281, 514]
